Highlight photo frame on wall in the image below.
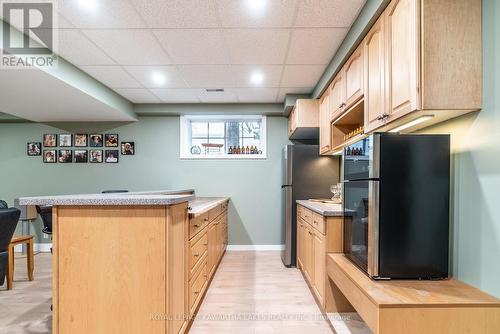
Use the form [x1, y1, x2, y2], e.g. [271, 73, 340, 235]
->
[121, 142, 134, 155]
[27, 142, 41, 156]
[105, 134, 118, 147]
[89, 150, 103, 163]
[74, 150, 88, 163]
[105, 150, 119, 163]
[58, 150, 72, 163]
[74, 134, 88, 147]
[89, 134, 103, 147]
[59, 134, 73, 147]
[43, 150, 57, 163]
[43, 134, 57, 147]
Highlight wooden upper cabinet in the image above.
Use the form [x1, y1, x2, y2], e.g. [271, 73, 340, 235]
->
[319, 91, 332, 154]
[288, 99, 319, 140]
[385, 0, 420, 120]
[343, 45, 364, 110]
[329, 74, 344, 122]
[364, 15, 387, 133]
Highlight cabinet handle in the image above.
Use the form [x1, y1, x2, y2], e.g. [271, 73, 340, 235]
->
[194, 291, 200, 295]
[308, 231, 313, 235]
[314, 220, 318, 225]
[203, 274, 208, 278]
[204, 218, 209, 221]
[203, 242, 208, 246]
[194, 253, 200, 257]
[194, 224, 200, 228]
[340, 102, 346, 108]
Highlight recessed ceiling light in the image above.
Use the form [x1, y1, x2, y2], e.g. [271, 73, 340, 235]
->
[246, 0, 268, 15]
[77, 0, 98, 12]
[250, 71, 264, 85]
[151, 72, 167, 86]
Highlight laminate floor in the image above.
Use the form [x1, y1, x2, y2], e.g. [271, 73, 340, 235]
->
[0, 251, 369, 334]
[0, 252, 52, 334]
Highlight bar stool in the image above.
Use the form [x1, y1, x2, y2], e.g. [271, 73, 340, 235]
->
[7, 235, 34, 290]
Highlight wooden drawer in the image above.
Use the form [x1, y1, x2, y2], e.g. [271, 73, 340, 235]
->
[189, 257, 208, 313]
[208, 202, 228, 222]
[189, 230, 208, 279]
[299, 207, 313, 225]
[311, 212, 326, 235]
[189, 212, 209, 239]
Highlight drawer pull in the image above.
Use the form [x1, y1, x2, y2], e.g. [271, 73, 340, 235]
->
[203, 274, 208, 278]
[314, 220, 318, 225]
[194, 291, 200, 295]
[204, 218, 209, 221]
[194, 224, 200, 228]
[203, 242, 208, 246]
[194, 253, 200, 257]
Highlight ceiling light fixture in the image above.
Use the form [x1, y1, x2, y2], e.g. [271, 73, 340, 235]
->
[250, 71, 264, 85]
[151, 72, 167, 86]
[389, 115, 435, 133]
[246, 0, 268, 15]
[77, 0, 98, 12]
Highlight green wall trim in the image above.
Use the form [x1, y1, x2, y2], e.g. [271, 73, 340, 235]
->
[134, 103, 284, 116]
[312, 0, 390, 98]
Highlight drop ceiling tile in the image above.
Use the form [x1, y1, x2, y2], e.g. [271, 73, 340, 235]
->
[178, 65, 235, 88]
[150, 89, 200, 103]
[276, 87, 312, 102]
[196, 88, 238, 103]
[236, 88, 279, 103]
[80, 66, 142, 89]
[115, 88, 160, 103]
[231, 65, 283, 87]
[280, 65, 325, 87]
[216, 0, 297, 27]
[57, 29, 116, 65]
[223, 29, 291, 65]
[294, 0, 366, 27]
[286, 28, 347, 64]
[124, 66, 188, 88]
[130, 0, 218, 28]
[153, 29, 229, 65]
[58, 0, 146, 28]
[82, 30, 171, 65]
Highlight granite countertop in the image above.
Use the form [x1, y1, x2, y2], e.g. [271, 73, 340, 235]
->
[189, 197, 230, 217]
[17, 190, 195, 206]
[296, 200, 343, 217]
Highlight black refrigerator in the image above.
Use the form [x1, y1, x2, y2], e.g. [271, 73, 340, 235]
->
[281, 145, 340, 267]
[343, 133, 450, 279]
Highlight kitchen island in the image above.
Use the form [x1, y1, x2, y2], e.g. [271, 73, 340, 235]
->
[18, 191, 229, 334]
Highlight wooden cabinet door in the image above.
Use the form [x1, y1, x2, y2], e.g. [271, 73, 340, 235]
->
[329, 74, 344, 121]
[319, 92, 331, 154]
[385, 0, 419, 119]
[303, 225, 314, 284]
[344, 45, 364, 110]
[207, 223, 217, 277]
[364, 15, 387, 132]
[288, 107, 296, 137]
[312, 231, 326, 307]
[297, 220, 304, 268]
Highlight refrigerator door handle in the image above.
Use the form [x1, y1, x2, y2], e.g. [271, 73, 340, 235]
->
[281, 184, 292, 188]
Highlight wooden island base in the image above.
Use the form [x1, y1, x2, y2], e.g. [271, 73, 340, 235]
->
[52, 199, 228, 334]
[325, 254, 500, 334]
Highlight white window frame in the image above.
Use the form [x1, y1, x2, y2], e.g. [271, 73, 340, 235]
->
[180, 115, 267, 159]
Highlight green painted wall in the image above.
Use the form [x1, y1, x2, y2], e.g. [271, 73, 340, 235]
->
[415, 0, 499, 298]
[0, 116, 290, 247]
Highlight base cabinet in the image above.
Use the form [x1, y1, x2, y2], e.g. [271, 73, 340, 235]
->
[296, 204, 343, 311]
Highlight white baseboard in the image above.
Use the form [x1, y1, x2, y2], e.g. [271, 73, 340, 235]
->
[226, 245, 285, 251]
[14, 243, 52, 253]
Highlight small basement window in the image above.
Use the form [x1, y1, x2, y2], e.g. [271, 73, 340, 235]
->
[180, 115, 267, 159]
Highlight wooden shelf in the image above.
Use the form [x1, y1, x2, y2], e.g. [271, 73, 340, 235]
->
[331, 99, 365, 150]
[326, 253, 500, 334]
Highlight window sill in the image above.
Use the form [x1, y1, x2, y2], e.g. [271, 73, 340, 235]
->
[180, 154, 267, 160]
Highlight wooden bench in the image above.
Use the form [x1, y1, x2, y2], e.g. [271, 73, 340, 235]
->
[7, 235, 34, 290]
[326, 253, 500, 334]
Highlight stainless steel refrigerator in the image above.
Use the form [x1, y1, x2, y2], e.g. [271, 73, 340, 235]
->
[281, 144, 340, 267]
